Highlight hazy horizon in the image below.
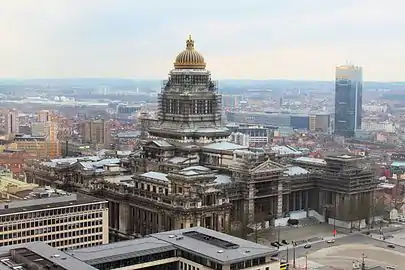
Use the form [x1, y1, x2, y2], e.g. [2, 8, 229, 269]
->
[1, 0, 404, 81]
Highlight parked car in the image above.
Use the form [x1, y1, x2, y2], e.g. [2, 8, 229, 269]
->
[304, 244, 311, 249]
[326, 239, 335, 244]
[387, 244, 395, 249]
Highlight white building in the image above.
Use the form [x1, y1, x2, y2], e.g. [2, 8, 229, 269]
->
[361, 120, 395, 133]
[0, 187, 109, 250]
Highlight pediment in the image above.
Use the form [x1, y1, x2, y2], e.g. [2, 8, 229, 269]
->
[251, 159, 284, 174]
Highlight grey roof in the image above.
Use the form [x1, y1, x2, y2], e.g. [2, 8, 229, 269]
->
[0, 242, 97, 270]
[294, 156, 326, 165]
[67, 237, 175, 265]
[271, 146, 302, 155]
[152, 227, 276, 264]
[204, 141, 248, 151]
[140, 171, 168, 182]
[182, 165, 210, 172]
[214, 174, 232, 184]
[68, 227, 276, 266]
[152, 140, 173, 148]
[284, 166, 309, 176]
[0, 193, 106, 216]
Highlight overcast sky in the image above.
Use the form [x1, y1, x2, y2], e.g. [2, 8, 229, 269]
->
[0, 0, 404, 81]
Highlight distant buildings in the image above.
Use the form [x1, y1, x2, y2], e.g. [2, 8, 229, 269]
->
[226, 111, 331, 133]
[116, 104, 141, 119]
[334, 64, 363, 137]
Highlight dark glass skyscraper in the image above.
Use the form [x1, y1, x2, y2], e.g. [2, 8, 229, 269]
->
[334, 64, 363, 137]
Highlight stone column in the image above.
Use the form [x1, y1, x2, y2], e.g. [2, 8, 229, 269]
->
[277, 181, 283, 218]
[119, 202, 131, 236]
[248, 183, 255, 223]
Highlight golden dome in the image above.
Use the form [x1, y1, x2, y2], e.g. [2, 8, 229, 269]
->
[174, 35, 206, 69]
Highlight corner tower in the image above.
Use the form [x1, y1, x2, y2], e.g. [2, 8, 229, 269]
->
[148, 36, 230, 143]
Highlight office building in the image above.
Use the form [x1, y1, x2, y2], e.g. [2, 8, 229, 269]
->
[0, 242, 97, 270]
[32, 121, 60, 158]
[334, 64, 363, 137]
[0, 186, 109, 250]
[67, 226, 280, 270]
[37, 110, 53, 123]
[0, 227, 279, 270]
[6, 109, 18, 135]
[116, 104, 142, 119]
[226, 111, 331, 132]
[81, 119, 110, 147]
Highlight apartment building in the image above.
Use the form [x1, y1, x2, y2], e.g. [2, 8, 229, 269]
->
[0, 186, 109, 250]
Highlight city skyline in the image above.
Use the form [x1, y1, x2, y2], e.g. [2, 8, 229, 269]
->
[1, 0, 404, 81]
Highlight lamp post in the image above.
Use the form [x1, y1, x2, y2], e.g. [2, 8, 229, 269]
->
[305, 252, 308, 270]
[293, 242, 296, 269]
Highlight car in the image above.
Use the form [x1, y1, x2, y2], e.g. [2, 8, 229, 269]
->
[304, 244, 311, 249]
[327, 239, 335, 244]
[282, 240, 289, 245]
[387, 244, 395, 248]
[271, 243, 278, 248]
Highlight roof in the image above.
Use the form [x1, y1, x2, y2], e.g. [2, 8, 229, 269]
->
[0, 192, 106, 216]
[294, 156, 326, 165]
[284, 166, 309, 176]
[271, 145, 302, 155]
[69, 227, 276, 266]
[67, 237, 175, 265]
[203, 141, 248, 151]
[151, 140, 173, 148]
[391, 161, 405, 168]
[140, 171, 168, 182]
[0, 242, 97, 270]
[152, 227, 276, 264]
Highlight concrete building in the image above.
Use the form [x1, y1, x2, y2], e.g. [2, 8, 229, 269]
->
[226, 111, 331, 132]
[32, 121, 60, 158]
[0, 227, 279, 270]
[81, 119, 110, 147]
[334, 64, 363, 137]
[0, 186, 109, 250]
[116, 104, 142, 119]
[0, 242, 98, 270]
[68, 227, 280, 270]
[6, 109, 18, 135]
[361, 120, 395, 133]
[37, 110, 53, 123]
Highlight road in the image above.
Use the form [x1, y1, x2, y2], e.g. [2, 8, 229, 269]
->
[277, 233, 405, 260]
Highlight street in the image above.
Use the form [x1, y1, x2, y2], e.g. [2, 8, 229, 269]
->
[277, 233, 405, 269]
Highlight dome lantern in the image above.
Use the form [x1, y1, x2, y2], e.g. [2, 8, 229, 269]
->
[174, 35, 206, 69]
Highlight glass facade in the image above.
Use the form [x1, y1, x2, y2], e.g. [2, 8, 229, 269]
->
[334, 65, 363, 137]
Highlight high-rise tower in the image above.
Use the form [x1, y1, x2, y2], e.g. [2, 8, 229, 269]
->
[334, 64, 363, 137]
[147, 36, 230, 143]
[6, 109, 19, 135]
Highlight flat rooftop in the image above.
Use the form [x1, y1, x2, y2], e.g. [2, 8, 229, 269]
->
[67, 237, 176, 265]
[0, 189, 106, 216]
[69, 227, 276, 265]
[0, 242, 97, 270]
[152, 227, 276, 264]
